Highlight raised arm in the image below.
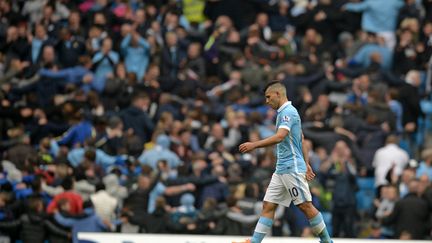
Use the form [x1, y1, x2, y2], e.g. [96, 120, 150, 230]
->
[343, 2, 370, 12]
[137, 35, 150, 50]
[92, 52, 106, 66]
[164, 183, 196, 196]
[56, 126, 77, 146]
[120, 34, 132, 54]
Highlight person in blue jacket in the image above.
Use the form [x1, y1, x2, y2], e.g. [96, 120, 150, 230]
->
[54, 200, 111, 243]
[120, 29, 151, 81]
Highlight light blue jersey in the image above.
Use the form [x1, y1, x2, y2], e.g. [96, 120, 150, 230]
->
[275, 101, 306, 174]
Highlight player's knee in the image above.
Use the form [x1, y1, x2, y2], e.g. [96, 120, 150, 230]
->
[297, 201, 317, 216]
[262, 201, 277, 213]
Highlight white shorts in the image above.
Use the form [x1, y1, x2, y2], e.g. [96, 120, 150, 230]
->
[263, 173, 312, 207]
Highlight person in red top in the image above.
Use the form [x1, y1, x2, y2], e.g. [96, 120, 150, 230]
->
[47, 177, 83, 215]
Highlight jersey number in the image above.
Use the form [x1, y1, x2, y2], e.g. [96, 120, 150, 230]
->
[288, 187, 299, 197]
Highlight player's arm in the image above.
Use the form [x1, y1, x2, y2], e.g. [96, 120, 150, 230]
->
[302, 132, 316, 181]
[301, 133, 311, 167]
[239, 128, 288, 153]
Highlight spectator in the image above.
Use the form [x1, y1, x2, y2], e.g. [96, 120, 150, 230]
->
[123, 173, 159, 220]
[95, 116, 125, 156]
[349, 32, 393, 70]
[103, 174, 128, 208]
[199, 164, 229, 206]
[0, 195, 70, 243]
[322, 140, 357, 238]
[372, 135, 409, 187]
[417, 147, 432, 181]
[90, 183, 117, 221]
[185, 42, 206, 82]
[204, 123, 241, 151]
[146, 169, 196, 214]
[56, 111, 93, 148]
[120, 29, 151, 81]
[119, 92, 154, 143]
[170, 193, 197, 225]
[398, 167, 416, 198]
[92, 37, 119, 80]
[343, 0, 404, 49]
[54, 200, 110, 243]
[368, 221, 385, 239]
[144, 197, 172, 233]
[375, 185, 399, 238]
[30, 24, 53, 64]
[138, 134, 181, 170]
[56, 28, 85, 68]
[382, 179, 430, 239]
[47, 177, 83, 216]
[213, 196, 259, 235]
[160, 31, 186, 84]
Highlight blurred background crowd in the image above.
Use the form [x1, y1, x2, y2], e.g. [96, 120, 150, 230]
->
[0, 0, 432, 242]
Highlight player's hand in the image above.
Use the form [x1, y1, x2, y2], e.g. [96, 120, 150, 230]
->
[239, 142, 256, 153]
[306, 164, 316, 181]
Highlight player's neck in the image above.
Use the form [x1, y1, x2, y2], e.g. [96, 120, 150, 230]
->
[278, 98, 289, 108]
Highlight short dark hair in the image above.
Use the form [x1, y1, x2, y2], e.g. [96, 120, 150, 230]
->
[61, 177, 74, 191]
[108, 116, 122, 129]
[84, 149, 96, 162]
[83, 200, 94, 209]
[95, 182, 105, 192]
[263, 80, 283, 93]
[27, 195, 43, 213]
[132, 92, 149, 102]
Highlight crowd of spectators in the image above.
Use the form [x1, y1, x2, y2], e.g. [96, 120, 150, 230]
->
[0, 0, 432, 242]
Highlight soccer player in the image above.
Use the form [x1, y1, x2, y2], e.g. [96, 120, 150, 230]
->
[237, 81, 332, 243]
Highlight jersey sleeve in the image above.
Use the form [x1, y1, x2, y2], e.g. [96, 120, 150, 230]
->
[154, 182, 167, 195]
[277, 110, 294, 131]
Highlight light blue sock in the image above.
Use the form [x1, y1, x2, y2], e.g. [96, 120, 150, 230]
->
[309, 213, 332, 243]
[251, 217, 273, 243]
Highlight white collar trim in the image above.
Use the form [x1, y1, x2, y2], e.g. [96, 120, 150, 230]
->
[277, 101, 291, 113]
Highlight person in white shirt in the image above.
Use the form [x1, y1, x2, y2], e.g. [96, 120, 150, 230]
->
[90, 183, 118, 221]
[372, 135, 409, 187]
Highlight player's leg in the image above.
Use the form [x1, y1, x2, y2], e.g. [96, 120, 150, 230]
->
[297, 202, 332, 243]
[238, 174, 287, 243]
[284, 173, 332, 243]
[249, 200, 278, 243]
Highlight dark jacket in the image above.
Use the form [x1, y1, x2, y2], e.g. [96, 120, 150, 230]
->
[326, 161, 357, 208]
[213, 215, 248, 235]
[0, 213, 69, 243]
[119, 106, 154, 143]
[11, 73, 65, 107]
[382, 193, 430, 239]
[5, 143, 37, 170]
[398, 83, 423, 126]
[125, 173, 161, 217]
[160, 46, 187, 80]
[56, 39, 86, 68]
[144, 208, 172, 233]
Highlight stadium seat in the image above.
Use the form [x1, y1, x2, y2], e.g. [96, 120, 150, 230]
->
[355, 177, 375, 214]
